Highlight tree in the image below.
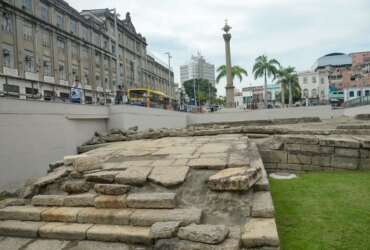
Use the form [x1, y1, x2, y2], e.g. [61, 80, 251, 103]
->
[183, 79, 217, 106]
[216, 65, 248, 83]
[277, 66, 301, 106]
[252, 55, 280, 107]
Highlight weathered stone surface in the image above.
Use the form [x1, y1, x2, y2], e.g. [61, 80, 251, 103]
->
[148, 166, 190, 187]
[360, 158, 370, 169]
[0, 198, 26, 209]
[285, 143, 301, 152]
[154, 237, 240, 250]
[0, 220, 44, 238]
[254, 169, 269, 192]
[24, 239, 70, 250]
[177, 224, 229, 244]
[41, 207, 82, 223]
[39, 222, 92, 240]
[130, 208, 202, 226]
[86, 225, 152, 245]
[242, 218, 279, 248]
[0, 237, 32, 249]
[33, 167, 71, 187]
[228, 154, 250, 168]
[64, 154, 88, 166]
[331, 156, 359, 169]
[68, 241, 130, 250]
[320, 146, 334, 155]
[252, 192, 274, 218]
[73, 155, 102, 173]
[32, 195, 65, 207]
[312, 156, 331, 167]
[197, 143, 231, 153]
[0, 206, 49, 221]
[279, 135, 319, 145]
[127, 192, 176, 209]
[301, 144, 321, 154]
[85, 171, 119, 183]
[353, 136, 370, 149]
[62, 180, 92, 194]
[360, 149, 369, 159]
[94, 184, 131, 195]
[77, 207, 133, 225]
[63, 193, 96, 207]
[335, 148, 360, 158]
[49, 160, 64, 171]
[208, 167, 261, 191]
[288, 153, 311, 165]
[319, 137, 360, 148]
[260, 151, 287, 164]
[150, 221, 181, 239]
[95, 195, 127, 209]
[188, 158, 227, 170]
[115, 166, 153, 186]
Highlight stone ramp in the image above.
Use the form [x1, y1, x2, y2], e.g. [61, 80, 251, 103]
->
[0, 135, 279, 249]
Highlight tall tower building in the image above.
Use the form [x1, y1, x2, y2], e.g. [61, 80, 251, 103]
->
[180, 53, 215, 86]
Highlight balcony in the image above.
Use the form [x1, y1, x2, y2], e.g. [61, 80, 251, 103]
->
[44, 76, 55, 83]
[25, 72, 39, 81]
[3, 67, 19, 77]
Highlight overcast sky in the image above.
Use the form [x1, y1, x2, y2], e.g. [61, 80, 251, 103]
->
[70, 0, 370, 96]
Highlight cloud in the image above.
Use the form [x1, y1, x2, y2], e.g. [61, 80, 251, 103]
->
[69, 0, 370, 95]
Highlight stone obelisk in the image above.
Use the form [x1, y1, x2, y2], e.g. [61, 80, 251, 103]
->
[223, 20, 235, 108]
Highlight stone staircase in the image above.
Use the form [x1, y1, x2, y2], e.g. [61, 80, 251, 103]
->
[0, 135, 279, 250]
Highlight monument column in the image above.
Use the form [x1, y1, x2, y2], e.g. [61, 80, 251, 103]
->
[223, 20, 235, 108]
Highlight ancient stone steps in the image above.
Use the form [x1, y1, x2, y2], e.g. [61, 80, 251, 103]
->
[0, 206, 202, 227]
[0, 220, 152, 245]
[31, 192, 177, 209]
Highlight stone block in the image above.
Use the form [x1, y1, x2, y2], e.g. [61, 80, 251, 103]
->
[228, 154, 250, 168]
[360, 158, 370, 169]
[21, 239, 70, 250]
[251, 192, 274, 218]
[95, 195, 127, 209]
[320, 137, 360, 148]
[177, 224, 229, 244]
[150, 221, 181, 239]
[285, 144, 301, 152]
[148, 166, 189, 187]
[279, 135, 319, 145]
[130, 208, 202, 227]
[77, 207, 133, 225]
[85, 171, 119, 183]
[301, 144, 321, 154]
[353, 136, 370, 149]
[260, 151, 287, 164]
[63, 193, 97, 207]
[335, 148, 360, 158]
[0, 220, 44, 238]
[276, 164, 303, 171]
[31, 195, 65, 207]
[208, 167, 261, 191]
[254, 169, 270, 192]
[320, 146, 334, 155]
[360, 149, 369, 159]
[127, 192, 176, 209]
[288, 153, 311, 165]
[188, 158, 227, 170]
[94, 184, 131, 195]
[154, 238, 240, 250]
[33, 167, 71, 187]
[73, 155, 102, 173]
[312, 156, 331, 167]
[0, 237, 33, 249]
[39, 222, 92, 240]
[41, 207, 82, 223]
[242, 218, 279, 248]
[331, 156, 359, 169]
[64, 154, 87, 166]
[86, 225, 152, 245]
[0, 206, 49, 221]
[115, 166, 153, 186]
[62, 180, 93, 194]
[0, 198, 26, 209]
[68, 241, 130, 250]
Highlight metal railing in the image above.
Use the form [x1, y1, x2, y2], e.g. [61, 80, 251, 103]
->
[344, 96, 370, 108]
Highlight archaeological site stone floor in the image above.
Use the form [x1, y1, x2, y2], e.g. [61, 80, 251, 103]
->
[0, 135, 278, 250]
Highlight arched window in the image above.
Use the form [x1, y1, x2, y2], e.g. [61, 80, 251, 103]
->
[311, 89, 317, 98]
[303, 89, 309, 98]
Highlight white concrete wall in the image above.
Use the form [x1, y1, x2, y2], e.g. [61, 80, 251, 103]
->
[0, 98, 108, 191]
[188, 106, 333, 124]
[108, 105, 188, 131]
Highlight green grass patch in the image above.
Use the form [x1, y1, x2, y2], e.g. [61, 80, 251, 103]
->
[270, 171, 370, 250]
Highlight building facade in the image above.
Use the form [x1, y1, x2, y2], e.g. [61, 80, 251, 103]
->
[0, 0, 175, 103]
[298, 71, 330, 103]
[180, 53, 215, 86]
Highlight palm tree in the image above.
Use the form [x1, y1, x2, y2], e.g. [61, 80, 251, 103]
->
[277, 66, 300, 106]
[252, 55, 280, 107]
[216, 65, 248, 83]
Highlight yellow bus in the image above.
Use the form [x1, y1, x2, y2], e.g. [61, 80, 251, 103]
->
[128, 88, 171, 109]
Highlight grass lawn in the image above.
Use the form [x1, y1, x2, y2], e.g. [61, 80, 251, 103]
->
[270, 171, 370, 250]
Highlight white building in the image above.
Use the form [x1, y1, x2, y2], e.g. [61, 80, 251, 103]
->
[298, 71, 330, 102]
[180, 53, 215, 86]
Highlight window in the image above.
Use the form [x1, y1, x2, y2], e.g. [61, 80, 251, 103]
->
[365, 90, 370, 97]
[56, 12, 64, 28]
[312, 77, 316, 83]
[349, 91, 354, 97]
[3, 84, 20, 96]
[69, 18, 77, 34]
[103, 38, 108, 50]
[85, 96, 92, 104]
[81, 25, 89, 41]
[83, 67, 89, 85]
[130, 61, 135, 81]
[23, 0, 32, 11]
[44, 90, 54, 101]
[39, 2, 48, 21]
[95, 52, 101, 67]
[358, 91, 362, 97]
[1, 12, 12, 32]
[71, 43, 79, 58]
[303, 77, 307, 84]
[60, 92, 69, 101]
[72, 64, 79, 81]
[23, 22, 33, 41]
[311, 88, 317, 98]
[24, 51, 34, 72]
[58, 62, 65, 80]
[112, 42, 116, 55]
[320, 90, 325, 98]
[41, 30, 50, 48]
[57, 38, 65, 50]
[43, 58, 52, 76]
[93, 32, 100, 46]
[26, 87, 38, 97]
[2, 45, 14, 68]
[303, 89, 309, 98]
[81, 47, 89, 59]
[320, 77, 325, 84]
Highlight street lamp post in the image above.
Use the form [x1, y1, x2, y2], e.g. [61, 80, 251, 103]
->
[222, 19, 235, 108]
[165, 52, 172, 108]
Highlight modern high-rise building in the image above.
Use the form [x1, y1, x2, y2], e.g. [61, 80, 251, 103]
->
[180, 53, 215, 86]
[0, 0, 175, 103]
